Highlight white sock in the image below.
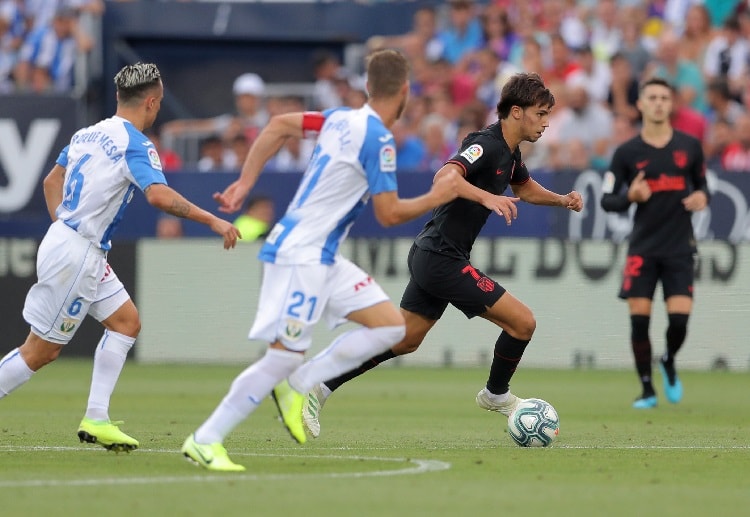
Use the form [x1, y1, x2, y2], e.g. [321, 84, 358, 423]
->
[0, 348, 34, 398]
[85, 330, 135, 421]
[289, 325, 404, 394]
[194, 348, 303, 444]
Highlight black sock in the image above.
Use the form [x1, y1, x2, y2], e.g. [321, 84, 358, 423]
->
[323, 349, 397, 392]
[631, 315, 654, 395]
[486, 332, 529, 395]
[663, 313, 689, 365]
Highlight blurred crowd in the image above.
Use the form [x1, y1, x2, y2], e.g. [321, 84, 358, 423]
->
[0, 0, 103, 94]
[156, 0, 750, 174]
[4, 0, 750, 174]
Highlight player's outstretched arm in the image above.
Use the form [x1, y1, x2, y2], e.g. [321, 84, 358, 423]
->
[42, 164, 66, 221]
[511, 179, 583, 212]
[371, 169, 460, 227]
[213, 112, 309, 214]
[145, 183, 241, 249]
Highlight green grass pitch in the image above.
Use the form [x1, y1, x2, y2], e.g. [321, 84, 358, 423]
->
[1, 360, 748, 516]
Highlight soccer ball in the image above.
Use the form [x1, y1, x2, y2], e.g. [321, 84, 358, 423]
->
[507, 398, 560, 447]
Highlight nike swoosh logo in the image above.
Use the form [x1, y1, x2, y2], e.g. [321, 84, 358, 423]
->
[379, 134, 393, 143]
[636, 160, 649, 169]
[194, 446, 213, 464]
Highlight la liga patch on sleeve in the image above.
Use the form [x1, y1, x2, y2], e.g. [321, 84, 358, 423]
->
[379, 144, 396, 172]
[460, 144, 483, 164]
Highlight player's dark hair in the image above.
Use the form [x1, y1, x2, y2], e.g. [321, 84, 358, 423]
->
[366, 49, 409, 99]
[496, 73, 554, 119]
[115, 62, 161, 105]
[639, 77, 674, 95]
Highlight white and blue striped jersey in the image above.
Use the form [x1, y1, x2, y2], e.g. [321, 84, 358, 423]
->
[259, 104, 399, 265]
[55, 115, 167, 251]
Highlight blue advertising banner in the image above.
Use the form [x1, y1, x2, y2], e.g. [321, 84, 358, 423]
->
[3, 167, 750, 243]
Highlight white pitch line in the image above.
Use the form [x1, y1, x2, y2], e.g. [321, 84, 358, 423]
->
[0, 447, 451, 488]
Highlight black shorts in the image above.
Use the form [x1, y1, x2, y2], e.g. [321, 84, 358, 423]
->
[618, 253, 695, 300]
[400, 244, 507, 320]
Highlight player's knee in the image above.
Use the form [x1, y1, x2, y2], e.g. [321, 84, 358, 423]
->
[512, 311, 536, 341]
[394, 327, 425, 355]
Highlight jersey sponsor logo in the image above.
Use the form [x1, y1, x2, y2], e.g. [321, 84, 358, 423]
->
[646, 174, 686, 192]
[379, 144, 396, 172]
[353, 275, 373, 292]
[60, 318, 77, 333]
[284, 319, 304, 341]
[673, 150, 687, 168]
[636, 159, 649, 170]
[460, 144, 483, 164]
[147, 147, 163, 171]
[602, 171, 616, 193]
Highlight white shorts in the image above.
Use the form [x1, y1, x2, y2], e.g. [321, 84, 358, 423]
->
[249, 257, 389, 352]
[23, 221, 130, 345]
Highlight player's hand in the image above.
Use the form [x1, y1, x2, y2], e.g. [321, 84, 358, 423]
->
[562, 191, 583, 212]
[213, 180, 251, 214]
[628, 171, 652, 203]
[682, 190, 708, 212]
[210, 217, 241, 249]
[483, 195, 520, 226]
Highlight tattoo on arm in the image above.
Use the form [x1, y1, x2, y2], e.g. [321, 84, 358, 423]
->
[166, 200, 191, 218]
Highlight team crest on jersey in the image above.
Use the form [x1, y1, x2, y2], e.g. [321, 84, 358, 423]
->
[476, 277, 495, 292]
[460, 144, 483, 164]
[379, 144, 396, 172]
[602, 171, 616, 194]
[284, 319, 304, 341]
[147, 147, 163, 171]
[673, 150, 687, 168]
[60, 318, 77, 333]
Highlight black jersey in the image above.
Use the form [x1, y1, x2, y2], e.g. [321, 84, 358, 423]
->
[414, 122, 530, 259]
[601, 130, 709, 257]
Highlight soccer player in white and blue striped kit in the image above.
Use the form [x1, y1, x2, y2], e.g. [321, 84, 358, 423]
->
[0, 62, 240, 452]
[182, 49, 460, 471]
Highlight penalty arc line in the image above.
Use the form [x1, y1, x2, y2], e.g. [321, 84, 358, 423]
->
[0, 446, 451, 488]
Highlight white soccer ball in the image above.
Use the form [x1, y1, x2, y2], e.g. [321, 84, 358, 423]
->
[507, 398, 560, 447]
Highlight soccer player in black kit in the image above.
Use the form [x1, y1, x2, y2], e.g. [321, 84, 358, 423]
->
[600, 77, 709, 409]
[298, 73, 584, 439]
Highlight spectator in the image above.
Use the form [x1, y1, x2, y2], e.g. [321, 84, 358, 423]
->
[705, 77, 745, 125]
[14, 7, 80, 93]
[607, 51, 641, 124]
[547, 76, 614, 170]
[435, 0, 484, 65]
[589, 0, 622, 62]
[366, 6, 441, 62]
[196, 135, 234, 173]
[391, 119, 426, 172]
[616, 15, 653, 79]
[267, 136, 315, 173]
[648, 29, 707, 113]
[479, 4, 520, 63]
[702, 14, 749, 99]
[678, 4, 715, 65]
[670, 86, 708, 143]
[721, 115, 750, 172]
[572, 43, 612, 104]
[0, 0, 25, 91]
[705, 117, 733, 166]
[162, 72, 269, 158]
[311, 49, 343, 111]
[419, 113, 453, 172]
[543, 33, 583, 84]
[232, 195, 275, 242]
